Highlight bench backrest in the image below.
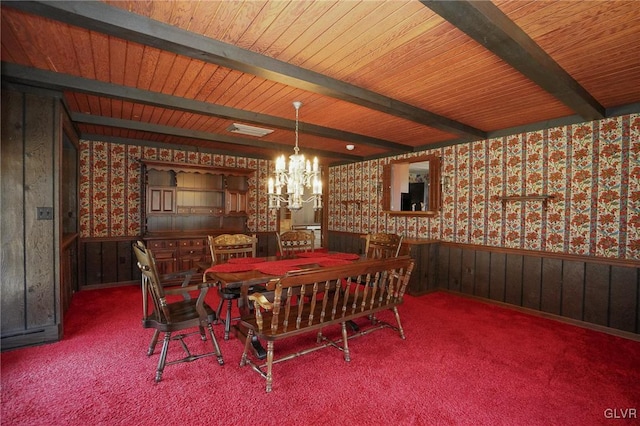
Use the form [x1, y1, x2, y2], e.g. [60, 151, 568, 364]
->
[254, 256, 414, 334]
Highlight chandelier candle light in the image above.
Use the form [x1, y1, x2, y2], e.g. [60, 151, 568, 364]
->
[268, 101, 322, 211]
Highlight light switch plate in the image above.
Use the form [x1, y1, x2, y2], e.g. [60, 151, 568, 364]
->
[37, 207, 54, 220]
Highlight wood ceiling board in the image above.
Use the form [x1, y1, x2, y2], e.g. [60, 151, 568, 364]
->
[279, 2, 418, 72]
[495, 0, 640, 109]
[3, 0, 640, 165]
[2, 1, 482, 139]
[2, 62, 403, 155]
[1, 9, 55, 70]
[303, 98, 455, 147]
[331, 16, 571, 132]
[422, 0, 605, 121]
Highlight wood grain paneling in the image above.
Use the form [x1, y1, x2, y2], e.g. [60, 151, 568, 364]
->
[438, 244, 450, 290]
[101, 241, 119, 284]
[583, 263, 610, 327]
[24, 92, 56, 328]
[448, 246, 462, 292]
[407, 244, 424, 295]
[1, 87, 65, 349]
[460, 248, 475, 295]
[609, 266, 638, 333]
[1, 89, 27, 333]
[522, 256, 542, 310]
[117, 240, 135, 282]
[489, 252, 506, 302]
[505, 254, 523, 306]
[474, 250, 490, 298]
[540, 257, 562, 315]
[437, 242, 639, 335]
[562, 260, 584, 321]
[405, 240, 440, 295]
[74, 231, 640, 338]
[83, 242, 105, 286]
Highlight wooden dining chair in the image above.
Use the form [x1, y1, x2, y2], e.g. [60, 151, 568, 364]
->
[133, 240, 223, 382]
[207, 233, 259, 340]
[364, 233, 403, 259]
[277, 230, 315, 258]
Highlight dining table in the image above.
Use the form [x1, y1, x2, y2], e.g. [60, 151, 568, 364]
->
[202, 251, 363, 358]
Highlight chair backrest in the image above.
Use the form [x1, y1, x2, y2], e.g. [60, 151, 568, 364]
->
[133, 240, 170, 323]
[364, 233, 403, 259]
[253, 256, 415, 333]
[208, 234, 257, 264]
[277, 230, 315, 258]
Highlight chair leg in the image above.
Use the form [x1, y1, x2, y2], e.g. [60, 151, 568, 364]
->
[240, 329, 254, 367]
[265, 340, 275, 393]
[392, 307, 406, 340]
[341, 322, 351, 362]
[155, 332, 171, 383]
[215, 299, 224, 325]
[223, 299, 233, 340]
[147, 329, 160, 356]
[199, 324, 207, 340]
[205, 321, 224, 366]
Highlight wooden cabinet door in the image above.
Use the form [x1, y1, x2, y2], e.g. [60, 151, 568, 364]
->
[147, 240, 177, 274]
[225, 190, 247, 214]
[148, 187, 176, 213]
[154, 257, 176, 274]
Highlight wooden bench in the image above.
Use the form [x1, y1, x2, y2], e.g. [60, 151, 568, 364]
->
[237, 256, 415, 392]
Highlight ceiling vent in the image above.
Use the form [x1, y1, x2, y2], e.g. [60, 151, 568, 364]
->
[226, 123, 274, 137]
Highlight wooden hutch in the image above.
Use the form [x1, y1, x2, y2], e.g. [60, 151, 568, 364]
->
[141, 160, 254, 274]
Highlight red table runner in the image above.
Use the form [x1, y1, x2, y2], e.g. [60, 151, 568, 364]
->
[205, 263, 255, 273]
[205, 253, 359, 276]
[227, 257, 266, 264]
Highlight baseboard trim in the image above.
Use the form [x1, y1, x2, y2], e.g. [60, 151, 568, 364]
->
[1, 324, 61, 351]
[437, 289, 640, 342]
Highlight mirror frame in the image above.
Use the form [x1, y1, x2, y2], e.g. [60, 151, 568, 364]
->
[382, 154, 442, 217]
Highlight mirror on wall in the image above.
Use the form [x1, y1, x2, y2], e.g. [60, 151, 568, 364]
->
[382, 154, 441, 216]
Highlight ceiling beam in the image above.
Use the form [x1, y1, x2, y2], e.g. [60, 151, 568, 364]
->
[3, 0, 486, 140]
[70, 113, 362, 162]
[421, 0, 605, 121]
[1, 62, 410, 154]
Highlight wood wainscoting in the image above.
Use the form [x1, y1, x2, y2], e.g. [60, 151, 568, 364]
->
[328, 231, 640, 336]
[78, 231, 639, 336]
[79, 237, 142, 288]
[78, 232, 281, 289]
[326, 231, 439, 296]
[438, 242, 639, 335]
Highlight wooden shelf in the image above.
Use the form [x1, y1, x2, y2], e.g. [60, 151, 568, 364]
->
[141, 160, 253, 236]
[493, 195, 555, 211]
[384, 210, 438, 217]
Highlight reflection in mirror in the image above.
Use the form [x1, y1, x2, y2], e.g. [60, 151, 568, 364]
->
[391, 161, 431, 211]
[383, 155, 441, 215]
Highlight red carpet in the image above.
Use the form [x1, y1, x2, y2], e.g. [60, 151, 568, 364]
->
[2, 286, 639, 425]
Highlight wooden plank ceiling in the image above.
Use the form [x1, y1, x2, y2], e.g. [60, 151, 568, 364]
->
[2, 0, 639, 165]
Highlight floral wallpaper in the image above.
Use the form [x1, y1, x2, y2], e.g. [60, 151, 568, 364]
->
[78, 143, 278, 238]
[79, 113, 639, 260]
[329, 113, 639, 260]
